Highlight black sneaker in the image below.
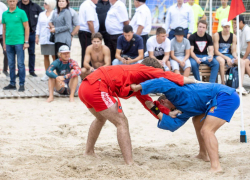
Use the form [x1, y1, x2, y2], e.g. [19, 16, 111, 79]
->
[3, 84, 16, 90]
[18, 85, 25, 92]
[30, 72, 37, 77]
[3, 71, 9, 77]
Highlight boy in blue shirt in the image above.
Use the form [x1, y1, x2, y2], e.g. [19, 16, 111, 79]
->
[46, 45, 81, 102]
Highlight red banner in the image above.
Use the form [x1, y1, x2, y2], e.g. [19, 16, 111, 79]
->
[228, 0, 246, 21]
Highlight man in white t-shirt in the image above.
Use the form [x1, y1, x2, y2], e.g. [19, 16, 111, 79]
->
[233, 15, 250, 60]
[130, 0, 151, 52]
[79, 0, 99, 67]
[105, 0, 129, 63]
[0, 1, 8, 76]
[146, 27, 171, 71]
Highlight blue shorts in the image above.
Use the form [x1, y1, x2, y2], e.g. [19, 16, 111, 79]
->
[207, 91, 240, 122]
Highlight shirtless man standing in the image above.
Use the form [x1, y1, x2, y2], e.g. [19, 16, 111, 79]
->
[80, 33, 111, 79]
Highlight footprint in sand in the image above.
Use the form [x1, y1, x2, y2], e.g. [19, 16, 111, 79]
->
[50, 124, 78, 137]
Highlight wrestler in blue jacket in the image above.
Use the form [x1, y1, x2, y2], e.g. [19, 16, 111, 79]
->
[131, 77, 240, 173]
[138, 77, 240, 132]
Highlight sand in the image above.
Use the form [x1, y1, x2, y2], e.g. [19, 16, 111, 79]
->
[0, 39, 250, 180]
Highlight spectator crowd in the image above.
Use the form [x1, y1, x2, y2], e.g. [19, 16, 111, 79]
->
[0, 0, 250, 97]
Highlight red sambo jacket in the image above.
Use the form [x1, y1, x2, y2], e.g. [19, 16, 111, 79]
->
[85, 64, 184, 117]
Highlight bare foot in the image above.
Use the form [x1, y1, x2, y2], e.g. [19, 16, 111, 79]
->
[210, 166, 223, 173]
[47, 97, 54, 103]
[69, 97, 74, 102]
[126, 161, 134, 166]
[84, 152, 99, 158]
[195, 153, 210, 162]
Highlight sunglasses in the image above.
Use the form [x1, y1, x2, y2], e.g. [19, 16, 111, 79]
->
[44, 2, 48, 5]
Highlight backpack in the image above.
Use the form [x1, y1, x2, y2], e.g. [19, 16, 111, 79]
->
[225, 67, 239, 89]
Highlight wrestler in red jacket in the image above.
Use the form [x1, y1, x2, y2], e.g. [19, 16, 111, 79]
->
[78, 58, 197, 165]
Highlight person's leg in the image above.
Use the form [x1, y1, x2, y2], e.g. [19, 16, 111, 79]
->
[200, 115, 226, 172]
[85, 108, 107, 156]
[112, 59, 124, 65]
[68, 76, 78, 102]
[6, 45, 16, 86]
[141, 35, 148, 52]
[80, 68, 92, 79]
[170, 59, 180, 74]
[78, 30, 85, 67]
[166, 60, 171, 71]
[216, 56, 226, 84]
[204, 57, 220, 83]
[244, 59, 250, 76]
[101, 31, 110, 46]
[183, 58, 191, 77]
[173, 70, 180, 74]
[183, 67, 191, 77]
[85, 103, 133, 165]
[98, 102, 133, 165]
[184, 29, 188, 39]
[47, 78, 57, 102]
[44, 55, 50, 71]
[28, 32, 36, 74]
[0, 35, 8, 72]
[108, 35, 115, 63]
[168, 30, 175, 40]
[55, 43, 60, 60]
[79, 31, 92, 67]
[109, 34, 121, 63]
[235, 58, 246, 87]
[15, 44, 25, 86]
[190, 56, 201, 81]
[52, 55, 56, 61]
[192, 114, 209, 162]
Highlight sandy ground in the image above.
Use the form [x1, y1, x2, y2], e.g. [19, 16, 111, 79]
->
[0, 39, 250, 179]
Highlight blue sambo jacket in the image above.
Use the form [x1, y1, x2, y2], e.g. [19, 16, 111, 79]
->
[140, 78, 236, 132]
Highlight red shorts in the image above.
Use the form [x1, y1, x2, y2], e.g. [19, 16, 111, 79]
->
[78, 80, 116, 112]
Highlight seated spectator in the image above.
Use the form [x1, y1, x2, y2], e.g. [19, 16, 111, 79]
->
[81, 32, 111, 79]
[146, 27, 171, 71]
[46, 45, 81, 103]
[112, 25, 144, 65]
[213, 19, 248, 94]
[170, 27, 191, 77]
[233, 16, 250, 61]
[36, 0, 56, 81]
[189, 20, 219, 83]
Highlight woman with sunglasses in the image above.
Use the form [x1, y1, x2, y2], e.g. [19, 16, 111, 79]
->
[36, 0, 56, 81]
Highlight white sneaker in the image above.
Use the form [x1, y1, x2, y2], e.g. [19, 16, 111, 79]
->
[41, 74, 49, 81]
[236, 87, 248, 95]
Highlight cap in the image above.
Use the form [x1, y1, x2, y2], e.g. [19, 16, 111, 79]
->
[137, 0, 146, 2]
[174, 27, 185, 36]
[59, 45, 70, 53]
[221, 19, 231, 27]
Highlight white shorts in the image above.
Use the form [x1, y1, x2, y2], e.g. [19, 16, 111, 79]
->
[170, 56, 191, 71]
